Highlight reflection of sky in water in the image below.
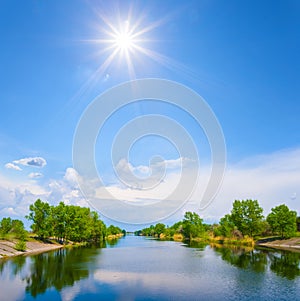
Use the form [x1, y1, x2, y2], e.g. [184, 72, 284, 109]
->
[1, 237, 300, 301]
[0, 257, 30, 301]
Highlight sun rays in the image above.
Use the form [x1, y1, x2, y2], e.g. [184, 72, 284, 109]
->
[86, 7, 164, 80]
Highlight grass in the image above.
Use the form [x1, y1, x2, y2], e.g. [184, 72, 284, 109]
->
[173, 234, 184, 241]
[106, 233, 123, 240]
[209, 235, 255, 247]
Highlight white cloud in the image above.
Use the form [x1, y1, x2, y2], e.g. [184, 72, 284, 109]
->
[28, 172, 43, 179]
[188, 147, 300, 222]
[63, 167, 80, 187]
[0, 167, 87, 224]
[0, 148, 299, 226]
[159, 157, 194, 169]
[94, 149, 300, 223]
[114, 157, 195, 190]
[13, 156, 47, 168]
[5, 163, 22, 171]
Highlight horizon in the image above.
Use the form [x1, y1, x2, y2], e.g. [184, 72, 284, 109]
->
[0, 1, 299, 231]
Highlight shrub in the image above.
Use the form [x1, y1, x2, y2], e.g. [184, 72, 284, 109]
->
[15, 240, 26, 252]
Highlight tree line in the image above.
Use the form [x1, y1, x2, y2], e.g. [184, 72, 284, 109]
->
[0, 217, 26, 239]
[136, 200, 299, 242]
[26, 199, 122, 243]
[0, 217, 27, 251]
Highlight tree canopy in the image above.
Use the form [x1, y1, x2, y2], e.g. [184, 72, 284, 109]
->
[230, 199, 264, 237]
[26, 199, 109, 242]
[267, 204, 297, 238]
[182, 212, 204, 240]
[0, 217, 26, 240]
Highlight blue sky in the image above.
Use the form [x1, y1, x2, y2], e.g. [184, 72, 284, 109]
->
[0, 0, 299, 229]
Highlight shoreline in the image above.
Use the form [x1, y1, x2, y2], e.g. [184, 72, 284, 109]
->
[256, 237, 300, 252]
[0, 239, 63, 259]
[0, 234, 123, 259]
[154, 234, 300, 253]
[2, 236, 300, 259]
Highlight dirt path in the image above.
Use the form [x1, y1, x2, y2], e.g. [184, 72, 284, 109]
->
[0, 240, 63, 259]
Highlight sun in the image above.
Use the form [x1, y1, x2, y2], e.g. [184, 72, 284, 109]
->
[81, 5, 187, 84]
[114, 31, 134, 52]
[85, 8, 167, 79]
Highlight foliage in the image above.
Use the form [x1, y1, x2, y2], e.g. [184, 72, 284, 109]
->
[26, 199, 52, 240]
[154, 223, 166, 237]
[0, 217, 26, 240]
[0, 217, 12, 235]
[267, 204, 297, 238]
[26, 199, 108, 243]
[106, 225, 122, 236]
[182, 212, 204, 240]
[25, 248, 95, 297]
[219, 214, 236, 237]
[11, 219, 27, 240]
[141, 225, 155, 237]
[15, 239, 26, 252]
[230, 199, 264, 237]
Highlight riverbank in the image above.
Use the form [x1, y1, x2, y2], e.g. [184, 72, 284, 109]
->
[257, 237, 300, 252]
[158, 233, 300, 252]
[0, 233, 124, 259]
[0, 239, 63, 259]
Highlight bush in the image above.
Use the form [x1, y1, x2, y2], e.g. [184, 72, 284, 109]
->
[15, 240, 26, 252]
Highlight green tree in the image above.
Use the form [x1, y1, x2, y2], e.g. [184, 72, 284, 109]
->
[11, 219, 26, 240]
[71, 206, 92, 241]
[182, 212, 204, 240]
[26, 199, 52, 239]
[106, 225, 122, 236]
[154, 223, 166, 237]
[230, 199, 264, 237]
[170, 221, 183, 233]
[141, 225, 155, 236]
[267, 204, 297, 238]
[219, 214, 235, 237]
[52, 202, 67, 242]
[0, 217, 12, 235]
[90, 211, 106, 241]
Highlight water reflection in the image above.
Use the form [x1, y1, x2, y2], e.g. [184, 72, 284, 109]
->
[0, 255, 27, 276]
[0, 238, 300, 301]
[106, 238, 119, 247]
[25, 247, 100, 297]
[11, 256, 26, 276]
[268, 251, 300, 280]
[212, 244, 300, 280]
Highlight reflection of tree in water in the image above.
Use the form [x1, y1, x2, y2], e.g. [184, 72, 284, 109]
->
[268, 251, 300, 280]
[214, 246, 268, 273]
[0, 259, 5, 274]
[214, 246, 300, 280]
[106, 239, 119, 247]
[25, 246, 101, 297]
[11, 256, 26, 276]
[0, 255, 27, 275]
[186, 241, 208, 251]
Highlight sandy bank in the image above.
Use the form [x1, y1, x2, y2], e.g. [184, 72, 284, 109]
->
[257, 237, 300, 252]
[0, 240, 63, 259]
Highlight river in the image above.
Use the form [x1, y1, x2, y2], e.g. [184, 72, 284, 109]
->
[1, 236, 300, 300]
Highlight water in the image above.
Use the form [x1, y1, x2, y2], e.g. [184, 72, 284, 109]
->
[1, 236, 300, 301]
